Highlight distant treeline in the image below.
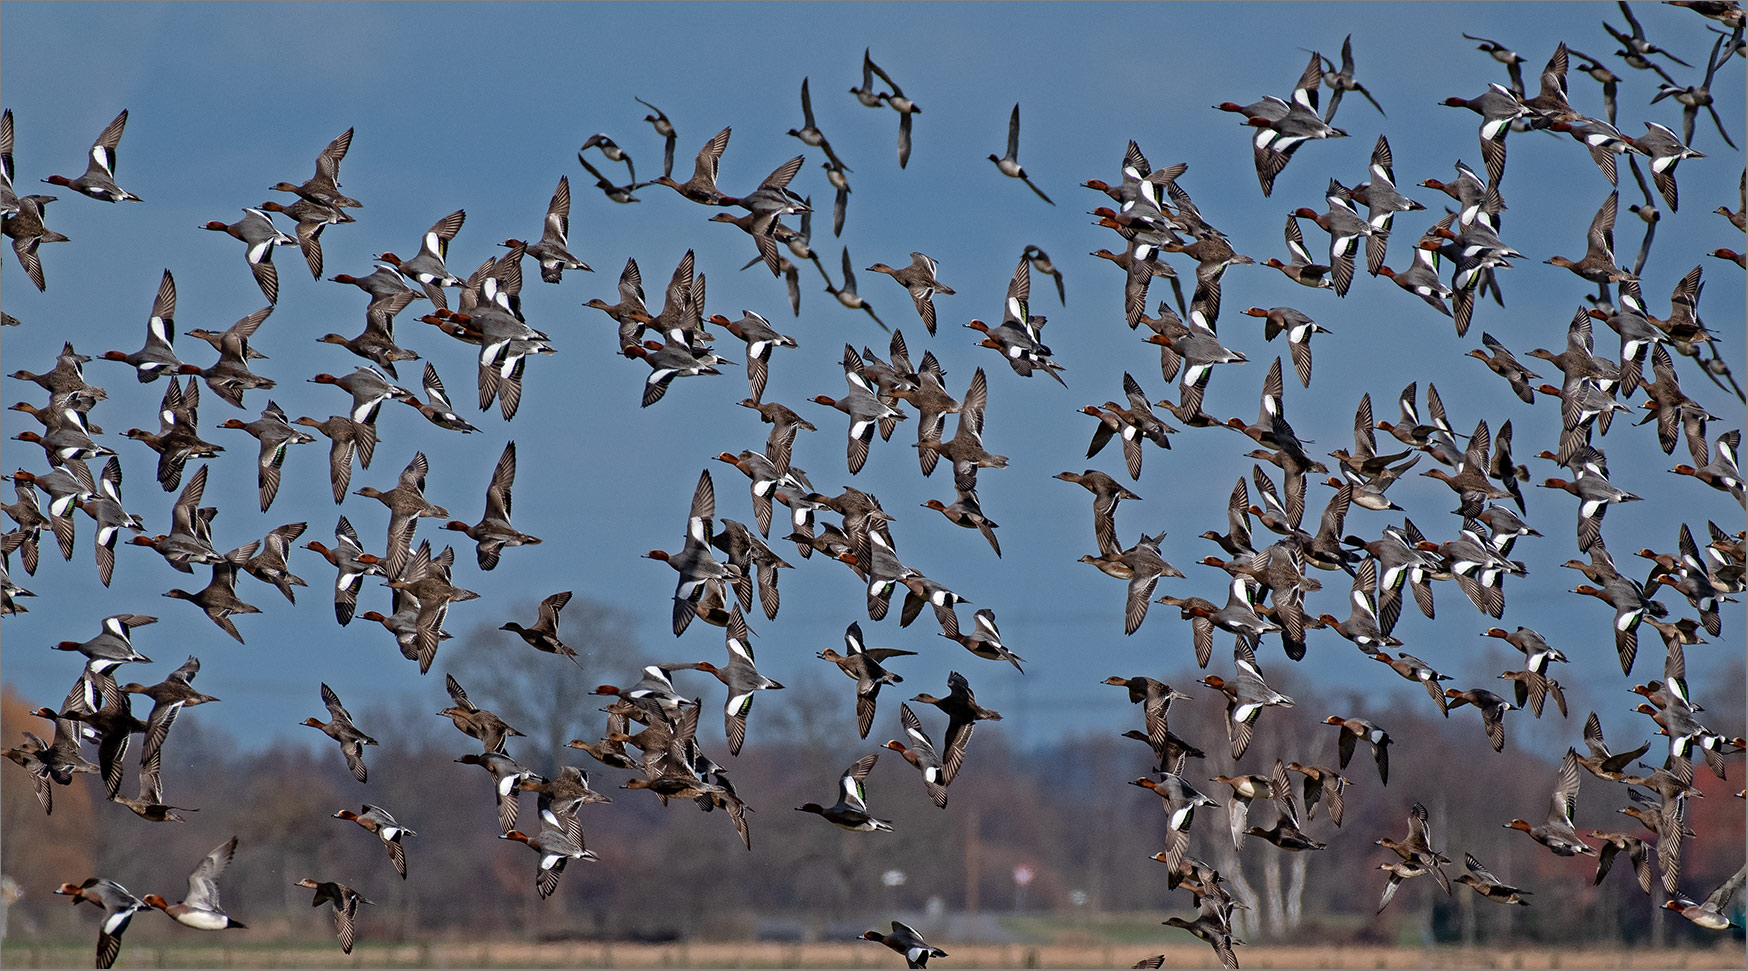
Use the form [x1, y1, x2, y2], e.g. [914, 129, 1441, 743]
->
[2, 615, 1742, 952]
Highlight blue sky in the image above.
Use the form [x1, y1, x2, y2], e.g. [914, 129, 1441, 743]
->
[2, 2, 1742, 775]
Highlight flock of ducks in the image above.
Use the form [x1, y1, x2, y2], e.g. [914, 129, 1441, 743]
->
[3, 3, 1747, 969]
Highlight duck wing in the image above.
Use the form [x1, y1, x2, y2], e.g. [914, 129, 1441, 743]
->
[184, 837, 237, 913]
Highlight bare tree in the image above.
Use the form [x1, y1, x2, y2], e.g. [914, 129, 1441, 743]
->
[444, 594, 642, 775]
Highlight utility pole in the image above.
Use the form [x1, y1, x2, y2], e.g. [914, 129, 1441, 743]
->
[1651, 881, 1667, 946]
[965, 806, 981, 913]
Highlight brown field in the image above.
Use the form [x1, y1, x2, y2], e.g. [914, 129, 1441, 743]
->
[1, 940, 1743, 969]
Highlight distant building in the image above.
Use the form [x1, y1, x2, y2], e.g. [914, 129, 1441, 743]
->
[1, 874, 21, 939]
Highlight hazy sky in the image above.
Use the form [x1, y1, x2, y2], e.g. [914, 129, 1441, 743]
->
[2, 2, 1742, 777]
